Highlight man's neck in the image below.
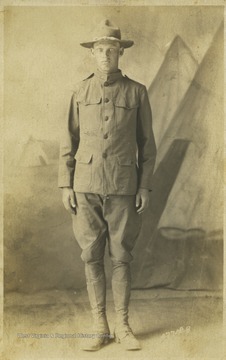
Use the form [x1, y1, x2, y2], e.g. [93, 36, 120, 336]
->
[95, 68, 123, 84]
[97, 68, 120, 75]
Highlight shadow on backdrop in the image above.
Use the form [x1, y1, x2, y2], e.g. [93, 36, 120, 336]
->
[131, 139, 190, 289]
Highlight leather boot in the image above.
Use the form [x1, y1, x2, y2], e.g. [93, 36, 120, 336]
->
[112, 261, 141, 350]
[81, 262, 110, 351]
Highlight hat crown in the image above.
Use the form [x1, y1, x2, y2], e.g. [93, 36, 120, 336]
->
[80, 19, 134, 49]
[93, 19, 121, 41]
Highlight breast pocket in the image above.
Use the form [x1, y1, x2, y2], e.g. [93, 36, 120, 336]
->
[113, 94, 138, 130]
[78, 95, 102, 135]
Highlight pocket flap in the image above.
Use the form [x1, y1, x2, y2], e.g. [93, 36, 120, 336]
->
[114, 91, 138, 109]
[77, 90, 102, 105]
[83, 96, 102, 105]
[117, 156, 134, 166]
[75, 152, 93, 164]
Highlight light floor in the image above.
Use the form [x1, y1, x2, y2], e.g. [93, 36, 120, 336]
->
[3, 288, 224, 360]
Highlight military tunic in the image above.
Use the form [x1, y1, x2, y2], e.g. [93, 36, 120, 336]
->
[58, 69, 156, 263]
[58, 69, 156, 195]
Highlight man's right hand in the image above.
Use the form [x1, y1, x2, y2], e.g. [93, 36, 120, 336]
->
[62, 187, 77, 214]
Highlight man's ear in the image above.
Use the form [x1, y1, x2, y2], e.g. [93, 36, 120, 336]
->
[91, 48, 95, 57]
[119, 47, 124, 56]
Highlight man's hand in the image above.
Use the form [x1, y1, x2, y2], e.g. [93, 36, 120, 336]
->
[62, 187, 77, 214]
[136, 188, 149, 215]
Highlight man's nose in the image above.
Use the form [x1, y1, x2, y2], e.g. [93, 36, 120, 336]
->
[103, 49, 110, 57]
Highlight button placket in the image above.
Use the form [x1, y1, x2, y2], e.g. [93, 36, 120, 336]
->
[102, 86, 112, 135]
[102, 85, 113, 194]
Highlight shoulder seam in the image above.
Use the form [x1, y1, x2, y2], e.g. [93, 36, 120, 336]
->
[83, 73, 94, 81]
[123, 75, 145, 88]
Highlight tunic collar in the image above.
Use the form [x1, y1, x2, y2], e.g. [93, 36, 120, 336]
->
[95, 68, 123, 85]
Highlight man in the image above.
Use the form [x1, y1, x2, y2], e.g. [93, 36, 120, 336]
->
[58, 19, 156, 351]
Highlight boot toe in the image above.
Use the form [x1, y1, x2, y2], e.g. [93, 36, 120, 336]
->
[114, 326, 141, 350]
[118, 335, 141, 350]
[81, 335, 109, 351]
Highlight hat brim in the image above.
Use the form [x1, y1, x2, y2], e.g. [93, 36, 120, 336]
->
[80, 39, 134, 49]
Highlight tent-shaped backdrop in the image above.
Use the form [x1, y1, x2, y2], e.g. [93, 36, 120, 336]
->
[148, 35, 198, 149]
[3, 8, 223, 293]
[131, 22, 223, 290]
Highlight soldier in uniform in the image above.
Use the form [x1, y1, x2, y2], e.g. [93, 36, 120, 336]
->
[58, 19, 156, 351]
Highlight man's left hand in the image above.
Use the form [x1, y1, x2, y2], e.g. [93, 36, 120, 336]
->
[136, 188, 150, 215]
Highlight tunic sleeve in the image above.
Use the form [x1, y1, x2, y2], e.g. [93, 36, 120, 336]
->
[137, 86, 157, 190]
[58, 93, 80, 188]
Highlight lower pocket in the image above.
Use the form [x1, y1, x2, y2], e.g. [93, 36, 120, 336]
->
[114, 156, 137, 192]
[74, 153, 93, 188]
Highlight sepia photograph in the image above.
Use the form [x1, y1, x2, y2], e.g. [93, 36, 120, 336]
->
[1, 2, 224, 359]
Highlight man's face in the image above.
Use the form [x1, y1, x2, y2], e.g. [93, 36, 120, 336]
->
[91, 40, 124, 73]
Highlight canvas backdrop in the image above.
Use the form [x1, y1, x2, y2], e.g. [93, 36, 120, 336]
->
[4, 5, 224, 292]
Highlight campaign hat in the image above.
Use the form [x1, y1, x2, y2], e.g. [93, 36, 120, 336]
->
[80, 19, 134, 49]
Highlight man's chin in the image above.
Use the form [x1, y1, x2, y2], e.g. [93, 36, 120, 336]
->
[99, 66, 117, 73]
[100, 65, 111, 72]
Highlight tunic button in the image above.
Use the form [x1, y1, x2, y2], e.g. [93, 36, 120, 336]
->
[103, 134, 108, 139]
[102, 152, 107, 158]
[104, 81, 109, 87]
[104, 98, 109, 103]
[105, 116, 109, 121]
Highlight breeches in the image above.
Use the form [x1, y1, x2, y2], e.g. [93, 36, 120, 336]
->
[71, 193, 141, 264]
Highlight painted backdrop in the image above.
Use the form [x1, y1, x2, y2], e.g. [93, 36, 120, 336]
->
[4, 6, 224, 292]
